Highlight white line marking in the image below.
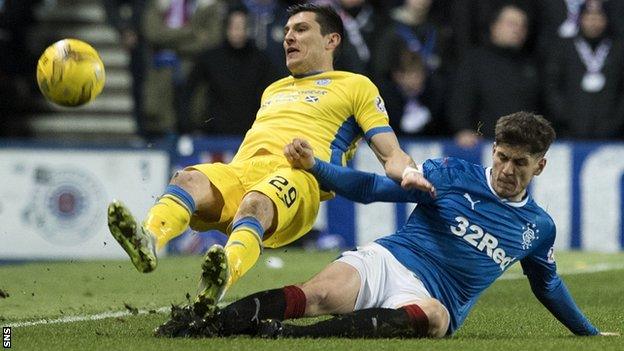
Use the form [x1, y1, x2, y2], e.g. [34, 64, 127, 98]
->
[8, 307, 170, 328]
[499, 262, 624, 280]
[7, 262, 624, 328]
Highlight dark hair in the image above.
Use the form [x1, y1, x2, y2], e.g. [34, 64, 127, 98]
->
[286, 3, 344, 47]
[489, 2, 528, 27]
[494, 111, 556, 156]
[580, 0, 605, 15]
[227, 3, 248, 17]
[222, 3, 249, 43]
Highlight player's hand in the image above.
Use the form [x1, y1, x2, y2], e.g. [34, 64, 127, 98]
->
[599, 332, 620, 336]
[401, 167, 436, 198]
[284, 138, 316, 170]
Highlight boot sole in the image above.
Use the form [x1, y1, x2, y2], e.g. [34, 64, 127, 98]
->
[107, 201, 157, 273]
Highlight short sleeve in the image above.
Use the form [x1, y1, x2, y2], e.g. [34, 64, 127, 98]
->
[350, 75, 393, 141]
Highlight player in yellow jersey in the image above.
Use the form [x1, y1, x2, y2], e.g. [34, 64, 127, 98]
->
[107, 3, 434, 310]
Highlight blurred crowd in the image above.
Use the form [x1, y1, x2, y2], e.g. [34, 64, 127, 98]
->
[0, 0, 41, 137]
[3, 0, 624, 144]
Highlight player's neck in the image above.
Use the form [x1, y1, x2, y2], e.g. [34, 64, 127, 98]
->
[487, 169, 528, 203]
[292, 70, 326, 78]
[292, 63, 334, 78]
[505, 189, 527, 202]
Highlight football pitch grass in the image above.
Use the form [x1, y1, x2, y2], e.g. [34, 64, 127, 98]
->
[1, 249, 623, 350]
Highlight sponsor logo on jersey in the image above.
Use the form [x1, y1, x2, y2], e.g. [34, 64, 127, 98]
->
[450, 216, 516, 270]
[298, 89, 327, 95]
[521, 223, 539, 250]
[272, 93, 299, 104]
[463, 193, 481, 210]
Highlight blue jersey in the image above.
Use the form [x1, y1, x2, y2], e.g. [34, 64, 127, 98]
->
[310, 157, 599, 336]
[376, 157, 555, 333]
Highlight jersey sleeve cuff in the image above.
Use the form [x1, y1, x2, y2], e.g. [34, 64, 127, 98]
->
[364, 126, 394, 142]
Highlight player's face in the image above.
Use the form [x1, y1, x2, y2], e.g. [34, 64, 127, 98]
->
[283, 12, 336, 75]
[491, 143, 546, 201]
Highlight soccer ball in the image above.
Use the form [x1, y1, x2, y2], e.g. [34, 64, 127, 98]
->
[36, 39, 106, 107]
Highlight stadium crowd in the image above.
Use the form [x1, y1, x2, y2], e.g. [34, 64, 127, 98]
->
[3, 0, 624, 142]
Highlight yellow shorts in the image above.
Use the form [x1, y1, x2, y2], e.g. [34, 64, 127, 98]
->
[188, 155, 321, 248]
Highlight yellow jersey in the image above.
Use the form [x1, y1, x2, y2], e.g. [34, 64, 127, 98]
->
[232, 70, 393, 166]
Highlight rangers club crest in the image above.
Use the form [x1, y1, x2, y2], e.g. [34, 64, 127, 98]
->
[521, 223, 539, 250]
[23, 167, 105, 246]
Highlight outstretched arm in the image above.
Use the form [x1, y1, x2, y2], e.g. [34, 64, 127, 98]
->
[521, 254, 603, 336]
[367, 132, 413, 180]
[367, 132, 436, 193]
[284, 138, 435, 203]
[311, 157, 419, 204]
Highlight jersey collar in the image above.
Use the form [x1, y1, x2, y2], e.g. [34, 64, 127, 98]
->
[485, 167, 529, 207]
[292, 70, 325, 79]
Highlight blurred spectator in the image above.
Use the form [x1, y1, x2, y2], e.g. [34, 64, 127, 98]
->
[373, 0, 451, 79]
[537, 0, 584, 39]
[0, 0, 39, 136]
[451, 0, 537, 60]
[605, 0, 624, 39]
[330, 0, 391, 75]
[184, 5, 277, 135]
[544, 0, 624, 139]
[428, 0, 453, 28]
[141, 0, 226, 138]
[242, 0, 292, 77]
[371, 0, 451, 123]
[447, 4, 539, 148]
[103, 0, 147, 136]
[378, 50, 444, 136]
[535, 0, 585, 59]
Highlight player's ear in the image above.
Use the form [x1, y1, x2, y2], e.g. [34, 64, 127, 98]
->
[326, 33, 340, 50]
[533, 157, 547, 176]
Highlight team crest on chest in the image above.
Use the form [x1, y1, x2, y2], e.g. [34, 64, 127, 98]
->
[521, 223, 539, 250]
[315, 78, 331, 86]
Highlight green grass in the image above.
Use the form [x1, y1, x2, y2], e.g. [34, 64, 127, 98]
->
[1, 250, 623, 350]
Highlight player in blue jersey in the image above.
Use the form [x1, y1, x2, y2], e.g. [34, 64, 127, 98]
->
[155, 111, 617, 338]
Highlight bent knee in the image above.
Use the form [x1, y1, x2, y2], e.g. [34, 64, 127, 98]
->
[418, 298, 449, 338]
[240, 191, 273, 210]
[299, 281, 329, 313]
[236, 192, 275, 227]
[170, 169, 210, 192]
[169, 169, 220, 213]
